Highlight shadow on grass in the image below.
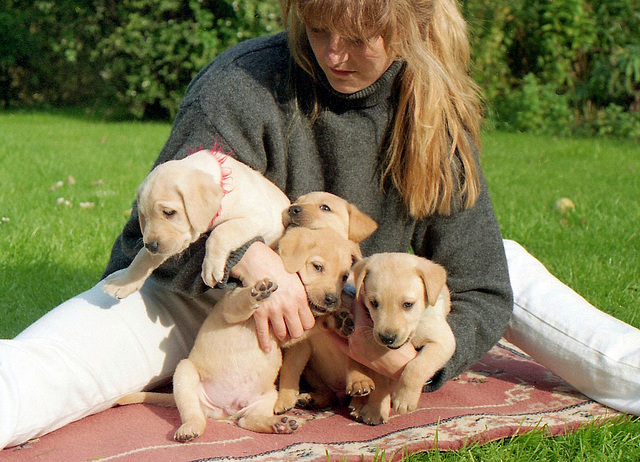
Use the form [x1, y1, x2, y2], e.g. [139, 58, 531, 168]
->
[0, 262, 103, 338]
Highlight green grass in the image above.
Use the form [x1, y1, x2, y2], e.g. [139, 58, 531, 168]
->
[0, 110, 171, 337]
[406, 416, 640, 461]
[1, 110, 638, 459]
[482, 132, 640, 328]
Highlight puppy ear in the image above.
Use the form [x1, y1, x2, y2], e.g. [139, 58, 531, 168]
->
[416, 259, 447, 306]
[347, 204, 378, 243]
[278, 227, 315, 273]
[134, 190, 146, 234]
[351, 258, 368, 299]
[179, 170, 224, 234]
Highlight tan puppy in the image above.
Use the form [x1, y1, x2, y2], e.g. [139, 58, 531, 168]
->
[102, 149, 290, 298]
[277, 227, 362, 317]
[349, 253, 455, 425]
[116, 226, 360, 441]
[275, 192, 379, 414]
[284, 191, 378, 243]
[117, 278, 294, 440]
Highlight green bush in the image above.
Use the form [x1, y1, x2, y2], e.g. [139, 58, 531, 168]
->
[0, 0, 102, 107]
[492, 73, 574, 136]
[92, 0, 281, 119]
[1, 0, 638, 137]
[465, 0, 640, 139]
[0, 0, 281, 118]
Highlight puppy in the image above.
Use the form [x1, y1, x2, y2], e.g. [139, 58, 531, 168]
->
[116, 226, 360, 441]
[348, 253, 456, 425]
[275, 291, 382, 414]
[102, 149, 290, 298]
[277, 226, 362, 318]
[117, 278, 294, 440]
[284, 191, 378, 243]
[275, 192, 379, 414]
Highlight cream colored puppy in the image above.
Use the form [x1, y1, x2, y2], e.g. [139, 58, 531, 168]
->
[277, 224, 363, 409]
[277, 227, 362, 317]
[275, 192, 379, 414]
[283, 191, 378, 243]
[349, 253, 456, 424]
[102, 149, 290, 298]
[116, 226, 360, 441]
[117, 278, 296, 439]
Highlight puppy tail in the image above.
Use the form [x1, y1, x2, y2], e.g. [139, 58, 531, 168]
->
[116, 391, 176, 407]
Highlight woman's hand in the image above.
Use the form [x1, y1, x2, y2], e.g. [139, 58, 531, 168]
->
[230, 241, 315, 351]
[328, 298, 417, 380]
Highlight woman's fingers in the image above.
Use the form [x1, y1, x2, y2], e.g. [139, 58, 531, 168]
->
[231, 241, 314, 350]
[253, 307, 274, 352]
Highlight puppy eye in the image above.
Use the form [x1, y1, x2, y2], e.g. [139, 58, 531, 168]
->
[320, 204, 331, 212]
[312, 263, 323, 272]
[403, 302, 414, 310]
[342, 274, 349, 283]
[369, 299, 379, 309]
[163, 209, 176, 218]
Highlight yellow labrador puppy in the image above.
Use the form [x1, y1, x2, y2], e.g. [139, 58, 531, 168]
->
[117, 226, 360, 441]
[349, 252, 456, 425]
[283, 191, 378, 243]
[275, 192, 379, 414]
[117, 278, 294, 440]
[277, 226, 362, 318]
[102, 149, 290, 298]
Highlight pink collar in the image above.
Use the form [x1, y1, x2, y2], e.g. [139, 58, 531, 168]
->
[188, 143, 233, 228]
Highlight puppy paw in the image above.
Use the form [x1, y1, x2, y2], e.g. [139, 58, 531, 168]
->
[274, 390, 298, 414]
[201, 254, 226, 288]
[352, 403, 388, 426]
[392, 387, 421, 415]
[101, 272, 143, 299]
[201, 266, 219, 289]
[347, 379, 374, 397]
[272, 416, 300, 434]
[250, 278, 278, 303]
[174, 419, 206, 443]
[322, 308, 355, 337]
[294, 392, 314, 409]
[348, 396, 365, 417]
[296, 391, 334, 410]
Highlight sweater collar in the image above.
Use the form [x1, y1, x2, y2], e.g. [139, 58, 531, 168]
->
[312, 58, 404, 110]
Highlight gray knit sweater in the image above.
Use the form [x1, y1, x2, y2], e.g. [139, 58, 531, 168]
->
[103, 32, 513, 391]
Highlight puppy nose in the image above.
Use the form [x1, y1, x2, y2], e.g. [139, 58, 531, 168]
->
[145, 241, 159, 253]
[378, 332, 397, 346]
[324, 293, 338, 307]
[288, 205, 302, 217]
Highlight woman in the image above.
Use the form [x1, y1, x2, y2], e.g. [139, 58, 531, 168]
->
[2, 0, 637, 450]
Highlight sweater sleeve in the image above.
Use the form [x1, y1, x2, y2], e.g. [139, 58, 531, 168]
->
[411, 166, 513, 391]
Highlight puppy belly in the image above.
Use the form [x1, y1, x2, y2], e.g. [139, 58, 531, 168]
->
[198, 375, 272, 418]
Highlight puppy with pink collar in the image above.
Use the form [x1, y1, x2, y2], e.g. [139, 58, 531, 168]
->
[102, 148, 290, 298]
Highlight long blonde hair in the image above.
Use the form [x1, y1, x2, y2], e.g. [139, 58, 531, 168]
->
[281, 0, 483, 218]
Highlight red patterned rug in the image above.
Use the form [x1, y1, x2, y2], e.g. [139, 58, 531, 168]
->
[0, 340, 619, 462]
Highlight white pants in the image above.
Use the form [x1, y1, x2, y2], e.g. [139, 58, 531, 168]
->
[1, 240, 639, 449]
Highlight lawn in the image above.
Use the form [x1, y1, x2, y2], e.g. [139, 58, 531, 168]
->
[0, 110, 170, 336]
[0, 110, 638, 459]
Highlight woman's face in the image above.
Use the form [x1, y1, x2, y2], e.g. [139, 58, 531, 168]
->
[305, 23, 395, 94]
